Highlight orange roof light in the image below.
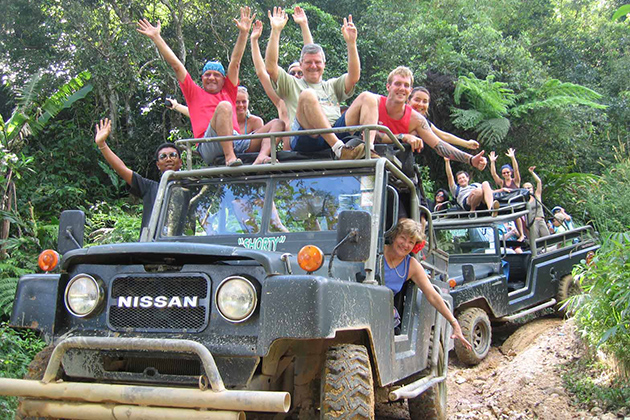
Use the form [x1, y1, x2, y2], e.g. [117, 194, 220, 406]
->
[38, 250, 60, 272]
[297, 245, 324, 273]
[448, 279, 457, 288]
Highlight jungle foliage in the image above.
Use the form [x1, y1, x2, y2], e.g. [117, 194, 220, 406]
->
[0, 0, 628, 390]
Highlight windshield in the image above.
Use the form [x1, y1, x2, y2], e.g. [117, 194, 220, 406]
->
[159, 174, 375, 238]
[435, 226, 497, 255]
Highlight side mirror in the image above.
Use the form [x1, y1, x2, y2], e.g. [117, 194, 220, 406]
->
[336, 211, 371, 262]
[58, 210, 85, 255]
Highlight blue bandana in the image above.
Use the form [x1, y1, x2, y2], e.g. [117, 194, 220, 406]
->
[202, 61, 226, 77]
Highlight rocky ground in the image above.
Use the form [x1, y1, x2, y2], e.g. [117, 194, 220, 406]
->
[376, 317, 627, 420]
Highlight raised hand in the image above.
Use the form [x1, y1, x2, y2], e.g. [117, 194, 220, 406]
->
[292, 6, 308, 26]
[467, 139, 480, 149]
[251, 19, 263, 40]
[234, 6, 255, 32]
[506, 147, 516, 158]
[95, 119, 111, 147]
[137, 19, 161, 39]
[528, 166, 536, 172]
[268, 7, 288, 31]
[341, 15, 357, 44]
[471, 150, 487, 171]
[489, 150, 498, 162]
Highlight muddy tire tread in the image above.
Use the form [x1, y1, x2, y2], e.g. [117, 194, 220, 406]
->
[454, 307, 491, 366]
[320, 344, 374, 419]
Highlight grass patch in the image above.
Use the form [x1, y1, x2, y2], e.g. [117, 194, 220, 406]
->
[0, 323, 46, 418]
[562, 354, 630, 413]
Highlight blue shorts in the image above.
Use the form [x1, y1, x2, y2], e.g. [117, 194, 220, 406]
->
[198, 125, 251, 165]
[290, 113, 352, 152]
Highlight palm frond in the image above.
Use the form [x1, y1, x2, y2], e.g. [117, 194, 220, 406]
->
[15, 73, 43, 112]
[450, 108, 485, 130]
[512, 80, 606, 117]
[475, 117, 511, 147]
[454, 73, 515, 119]
[30, 71, 93, 135]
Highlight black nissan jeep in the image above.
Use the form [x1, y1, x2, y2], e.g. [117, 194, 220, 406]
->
[432, 201, 599, 365]
[2, 126, 454, 420]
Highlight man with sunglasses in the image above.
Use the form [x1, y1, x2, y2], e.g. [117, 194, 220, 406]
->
[137, 8, 254, 167]
[95, 118, 182, 232]
[287, 62, 303, 78]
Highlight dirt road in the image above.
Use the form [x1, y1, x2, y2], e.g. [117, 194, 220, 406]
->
[376, 317, 613, 420]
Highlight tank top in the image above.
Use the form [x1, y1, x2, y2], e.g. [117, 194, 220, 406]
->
[384, 254, 412, 294]
[377, 95, 412, 135]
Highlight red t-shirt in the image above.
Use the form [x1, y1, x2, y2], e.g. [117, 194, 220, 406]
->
[377, 95, 412, 135]
[179, 73, 240, 138]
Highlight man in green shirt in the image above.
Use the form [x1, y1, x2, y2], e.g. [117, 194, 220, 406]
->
[265, 7, 378, 159]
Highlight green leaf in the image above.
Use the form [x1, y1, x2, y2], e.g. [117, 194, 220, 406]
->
[612, 4, 630, 21]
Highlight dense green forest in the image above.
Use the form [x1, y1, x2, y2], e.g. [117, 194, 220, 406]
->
[0, 0, 629, 409]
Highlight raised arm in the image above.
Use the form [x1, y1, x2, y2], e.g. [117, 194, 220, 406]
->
[489, 151, 503, 187]
[137, 19, 187, 83]
[444, 158, 456, 191]
[292, 6, 313, 45]
[265, 7, 289, 83]
[227, 6, 255, 87]
[411, 111, 487, 171]
[94, 119, 133, 185]
[506, 148, 521, 186]
[529, 166, 543, 199]
[341, 15, 360, 94]
[251, 21, 282, 108]
[431, 124, 479, 150]
[408, 258, 472, 349]
[166, 98, 190, 118]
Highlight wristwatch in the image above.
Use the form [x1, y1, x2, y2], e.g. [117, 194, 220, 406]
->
[397, 133, 405, 141]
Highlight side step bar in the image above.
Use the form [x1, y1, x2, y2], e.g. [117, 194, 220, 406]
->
[495, 298, 557, 322]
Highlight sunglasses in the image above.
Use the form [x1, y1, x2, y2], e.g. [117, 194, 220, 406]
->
[158, 152, 179, 161]
[289, 70, 303, 77]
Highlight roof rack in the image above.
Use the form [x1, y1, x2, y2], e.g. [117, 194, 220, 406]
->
[432, 201, 529, 226]
[175, 125, 405, 171]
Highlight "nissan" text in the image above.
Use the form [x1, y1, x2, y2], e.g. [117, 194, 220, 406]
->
[117, 296, 198, 308]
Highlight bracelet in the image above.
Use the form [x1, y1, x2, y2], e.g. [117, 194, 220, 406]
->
[98, 145, 107, 150]
[468, 156, 473, 166]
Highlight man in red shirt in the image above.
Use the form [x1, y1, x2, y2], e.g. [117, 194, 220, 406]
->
[138, 8, 257, 167]
[376, 66, 487, 170]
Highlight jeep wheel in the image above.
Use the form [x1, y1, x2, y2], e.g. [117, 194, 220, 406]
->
[408, 338, 447, 420]
[17, 346, 59, 420]
[556, 274, 580, 318]
[455, 308, 492, 365]
[320, 344, 374, 419]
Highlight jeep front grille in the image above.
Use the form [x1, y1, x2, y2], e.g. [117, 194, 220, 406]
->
[108, 273, 210, 332]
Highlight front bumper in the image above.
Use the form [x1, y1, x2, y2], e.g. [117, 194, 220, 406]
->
[0, 337, 290, 419]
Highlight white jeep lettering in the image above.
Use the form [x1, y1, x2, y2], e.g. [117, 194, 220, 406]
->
[168, 296, 182, 308]
[154, 296, 168, 308]
[116, 295, 199, 308]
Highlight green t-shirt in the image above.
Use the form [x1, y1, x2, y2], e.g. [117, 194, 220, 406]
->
[273, 68, 354, 125]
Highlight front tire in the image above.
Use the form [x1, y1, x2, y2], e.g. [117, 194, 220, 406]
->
[556, 274, 580, 318]
[320, 344, 374, 419]
[408, 337, 447, 420]
[454, 307, 492, 365]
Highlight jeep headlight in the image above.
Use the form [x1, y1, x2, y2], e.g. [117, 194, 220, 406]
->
[216, 276, 257, 323]
[65, 274, 102, 317]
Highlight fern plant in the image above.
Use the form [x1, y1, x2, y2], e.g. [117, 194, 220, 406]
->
[450, 73, 607, 147]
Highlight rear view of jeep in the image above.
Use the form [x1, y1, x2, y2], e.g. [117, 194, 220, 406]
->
[2, 128, 454, 419]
